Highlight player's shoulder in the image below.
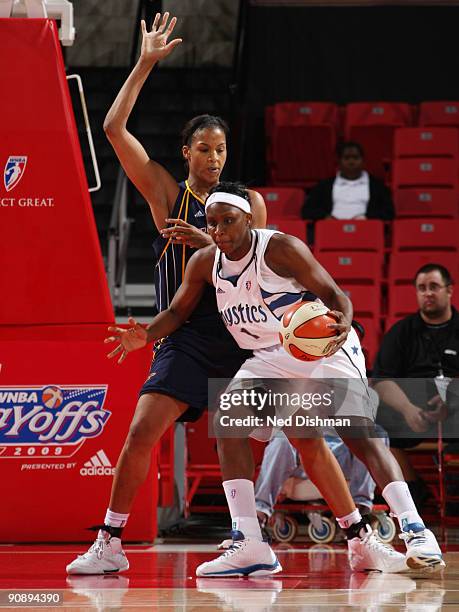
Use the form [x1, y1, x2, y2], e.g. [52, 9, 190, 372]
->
[190, 243, 217, 264]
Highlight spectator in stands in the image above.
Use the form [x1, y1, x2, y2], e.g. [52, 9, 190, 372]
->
[373, 264, 459, 507]
[303, 142, 394, 221]
[254, 429, 390, 527]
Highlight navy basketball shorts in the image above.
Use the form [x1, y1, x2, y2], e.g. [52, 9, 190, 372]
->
[139, 322, 252, 422]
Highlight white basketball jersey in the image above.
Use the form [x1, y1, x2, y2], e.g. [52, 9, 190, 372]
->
[212, 229, 319, 349]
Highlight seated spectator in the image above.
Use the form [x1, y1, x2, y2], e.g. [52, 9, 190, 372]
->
[303, 141, 394, 221]
[254, 428, 389, 528]
[373, 264, 459, 508]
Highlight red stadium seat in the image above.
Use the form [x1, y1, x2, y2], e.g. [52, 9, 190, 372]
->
[388, 252, 459, 285]
[341, 285, 382, 320]
[394, 127, 459, 159]
[392, 219, 459, 252]
[393, 188, 458, 218]
[253, 186, 305, 222]
[267, 219, 308, 243]
[345, 102, 413, 179]
[355, 316, 380, 368]
[419, 101, 459, 127]
[314, 219, 384, 254]
[267, 102, 338, 187]
[316, 252, 383, 284]
[392, 158, 458, 190]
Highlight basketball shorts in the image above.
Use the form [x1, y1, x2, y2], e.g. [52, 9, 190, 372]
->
[221, 328, 375, 440]
[139, 322, 252, 422]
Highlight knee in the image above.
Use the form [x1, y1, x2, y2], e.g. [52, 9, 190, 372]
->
[125, 419, 156, 451]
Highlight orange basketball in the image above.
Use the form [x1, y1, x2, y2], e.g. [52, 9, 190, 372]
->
[279, 301, 338, 361]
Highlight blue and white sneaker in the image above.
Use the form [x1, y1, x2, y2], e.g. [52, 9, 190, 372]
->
[399, 523, 446, 572]
[196, 531, 282, 577]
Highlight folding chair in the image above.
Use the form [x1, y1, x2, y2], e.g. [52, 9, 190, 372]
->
[267, 102, 338, 187]
[393, 188, 458, 218]
[253, 186, 305, 221]
[267, 219, 308, 243]
[392, 158, 459, 190]
[392, 219, 459, 252]
[394, 127, 459, 159]
[314, 219, 385, 254]
[345, 102, 413, 180]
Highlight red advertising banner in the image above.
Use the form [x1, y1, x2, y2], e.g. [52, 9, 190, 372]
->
[0, 20, 158, 543]
[0, 19, 113, 325]
[0, 325, 155, 543]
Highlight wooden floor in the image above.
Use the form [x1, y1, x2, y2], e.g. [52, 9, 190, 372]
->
[1, 541, 458, 610]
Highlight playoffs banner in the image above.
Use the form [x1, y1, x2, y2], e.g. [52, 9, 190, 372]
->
[0, 325, 155, 543]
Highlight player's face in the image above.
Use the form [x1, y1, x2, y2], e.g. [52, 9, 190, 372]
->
[183, 128, 227, 185]
[415, 270, 452, 317]
[339, 147, 363, 179]
[206, 203, 252, 258]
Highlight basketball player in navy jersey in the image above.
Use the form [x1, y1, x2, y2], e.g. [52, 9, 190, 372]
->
[66, 14, 267, 575]
[106, 183, 444, 576]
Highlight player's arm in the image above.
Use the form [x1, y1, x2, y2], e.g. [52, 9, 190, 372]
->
[103, 13, 182, 231]
[265, 234, 352, 355]
[105, 247, 214, 363]
[248, 190, 267, 228]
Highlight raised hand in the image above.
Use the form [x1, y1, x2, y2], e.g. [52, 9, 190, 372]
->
[140, 12, 182, 64]
[105, 317, 148, 364]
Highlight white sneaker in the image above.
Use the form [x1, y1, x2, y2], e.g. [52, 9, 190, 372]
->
[399, 525, 446, 572]
[66, 532, 129, 575]
[196, 533, 282, 577]
[348, 524, 407, 573]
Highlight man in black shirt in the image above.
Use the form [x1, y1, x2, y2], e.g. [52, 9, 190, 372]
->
[374, 263, 459, 504]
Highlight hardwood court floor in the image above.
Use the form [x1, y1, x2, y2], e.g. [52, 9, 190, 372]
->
[0, 542, 458, 610]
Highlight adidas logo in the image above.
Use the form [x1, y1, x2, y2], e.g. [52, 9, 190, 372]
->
[80, 449, 116, 477]
[194, 210, 205, 217]
[217, 287, 225, 294]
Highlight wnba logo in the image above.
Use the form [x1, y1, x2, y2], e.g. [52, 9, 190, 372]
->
[42, 386, 63, 409]
[4, 156, 27, 192]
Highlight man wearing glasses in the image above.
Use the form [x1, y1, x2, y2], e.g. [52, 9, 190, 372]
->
[373, 264, 459, 509]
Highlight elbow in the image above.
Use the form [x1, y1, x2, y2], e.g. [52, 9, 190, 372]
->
[103, 118, 122, 140]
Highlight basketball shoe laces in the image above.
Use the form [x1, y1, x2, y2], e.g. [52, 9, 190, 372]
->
[398, 530, 427, 547]
[221, 539, 245, 559]
[359, 524, 400, 556]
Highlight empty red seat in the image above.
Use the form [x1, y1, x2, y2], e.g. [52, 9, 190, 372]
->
[267, 219, 308, 243]
[253, 187, 304, 221]
[387, 284, 418, 318]
[266, 102, 338, 187]
[394, 127, 459, 159]
[345, 102, 413, 180]
[316, 251, 382, 284]
[393, 188, 458, 218]
[341, 285, 382, 319]
[388, 251, 459, 285]
[392, 158, 458, 190]
[354, 316, 380, 367]
[392, 219, 459, 252]
[314, 219, 384, 253]
[419, 101, 459, 127]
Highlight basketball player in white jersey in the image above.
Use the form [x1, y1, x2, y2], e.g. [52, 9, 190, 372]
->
[107, 183, 446, 575]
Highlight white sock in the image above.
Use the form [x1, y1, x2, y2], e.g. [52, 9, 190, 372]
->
[382, 481, 424, 530]
[223, 479, 263, 541]
[337, 508, 362, 530]
[104, 508, 129, 529]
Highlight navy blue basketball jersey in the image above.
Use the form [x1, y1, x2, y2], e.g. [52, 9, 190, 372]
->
[152, 181, 217, 324]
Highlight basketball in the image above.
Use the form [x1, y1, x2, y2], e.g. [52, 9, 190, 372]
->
[279, 302, 338, 361]
[42, 385, 64, 409]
